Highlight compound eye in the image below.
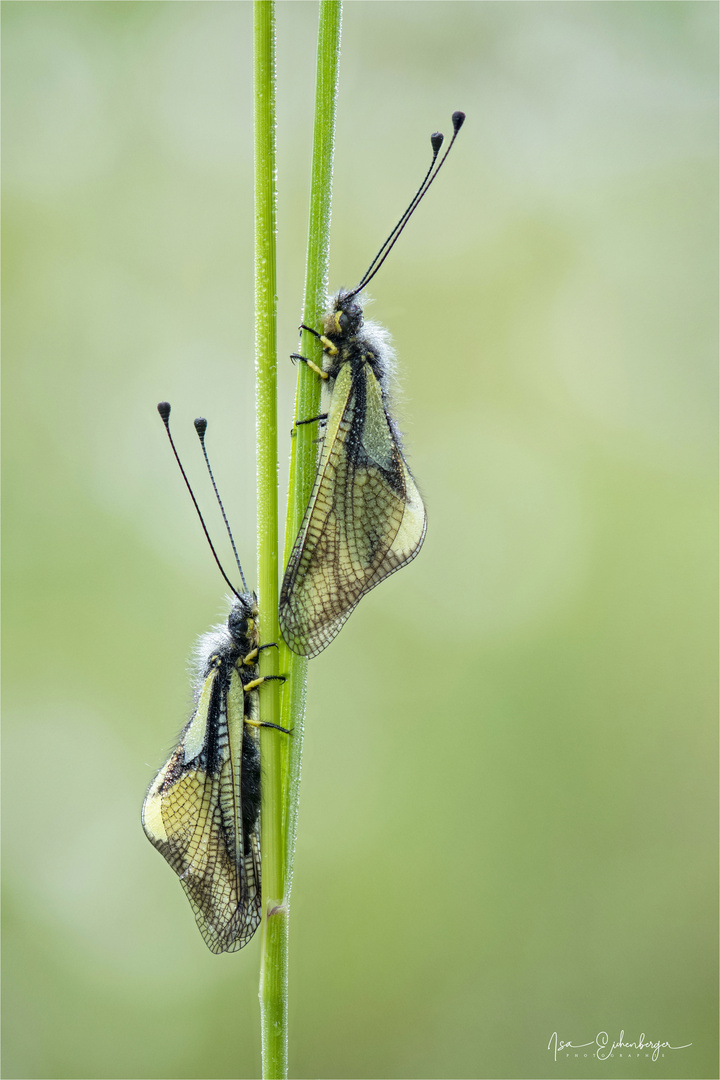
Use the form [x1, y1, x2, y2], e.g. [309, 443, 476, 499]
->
[228, 608, 248, 639]
[337, 311, 349, 331]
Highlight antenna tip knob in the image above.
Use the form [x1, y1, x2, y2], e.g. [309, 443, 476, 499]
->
[157, 401, 171, 422]
[194, 417, 208, 439]
[452, 111, 466, 132]
[430, 131, 444, 153]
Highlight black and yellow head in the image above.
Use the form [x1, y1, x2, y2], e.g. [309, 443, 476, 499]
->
[322, 290, 364, 347]
[227, 593, 259, 651]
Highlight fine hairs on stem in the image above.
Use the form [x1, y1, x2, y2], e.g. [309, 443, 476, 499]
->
[254, 3, 343, 1079]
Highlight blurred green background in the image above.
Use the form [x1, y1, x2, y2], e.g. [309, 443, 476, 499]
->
[2, 3, 717, 1078]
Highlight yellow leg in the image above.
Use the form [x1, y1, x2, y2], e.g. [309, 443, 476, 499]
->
[319, 334, 338, 357]
[305, 357, 329, 379]
[245, 716, 292, 735]
[243, 676, 265, 693]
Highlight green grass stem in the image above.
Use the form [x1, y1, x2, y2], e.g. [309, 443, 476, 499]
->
[255, 3, 342, 1076]
[253, 3, 285, 1077]
[278, 0, 343, 899]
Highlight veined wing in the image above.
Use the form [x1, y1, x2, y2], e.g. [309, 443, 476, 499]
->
[142, 666, 261, 953]
[279, 363, 426, 657]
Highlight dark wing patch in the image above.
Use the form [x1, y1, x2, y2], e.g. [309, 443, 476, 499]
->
[279, 364, 426, 657]
[142, 670, 261, 953]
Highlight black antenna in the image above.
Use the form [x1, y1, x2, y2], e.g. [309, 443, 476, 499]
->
[352, 130, 444, 293]
[194, 417, 248, 593]
[157, 402, 242, 601]
[346, 110, 465, 300]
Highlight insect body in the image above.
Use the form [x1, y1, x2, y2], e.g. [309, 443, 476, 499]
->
[279, 111, 465, 657]
[142, 404, 286, 953]
[279, 289, 426, 657]
[142, 593, 266, 952]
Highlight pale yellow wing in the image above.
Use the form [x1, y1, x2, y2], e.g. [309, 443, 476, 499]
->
[279, 364, 426, 657]
[142, 671, 261, 953]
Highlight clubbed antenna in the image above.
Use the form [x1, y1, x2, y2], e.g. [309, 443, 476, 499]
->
[194, 417, 248, 593]
[347, 111, 465, 299]
[157, 402, 242, 600]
